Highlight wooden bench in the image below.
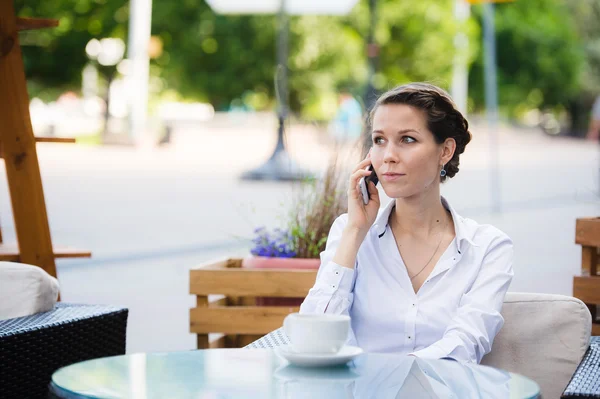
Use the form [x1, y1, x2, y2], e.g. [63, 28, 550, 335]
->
[189, 258, 317, 349]
[573, 218, 600, 335]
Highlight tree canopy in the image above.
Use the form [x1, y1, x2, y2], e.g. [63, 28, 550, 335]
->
[15, 0, 593, 123]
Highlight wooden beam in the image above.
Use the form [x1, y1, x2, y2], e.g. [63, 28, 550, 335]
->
[16, 17, 59, 31]
[190, 267, 317, 297]
[195, 296, 209, 349]
[209, 334, 237, 348]
[576, 218, 600, 247]
[0, 1, 57, 278]
[0, 244, 91, 261]
[35, 137, 76, 144]
[582, 246, 599, 276]
[209, 296, 229, 307]
[190, 306, 298, 335]
[573, 276, 600, 304]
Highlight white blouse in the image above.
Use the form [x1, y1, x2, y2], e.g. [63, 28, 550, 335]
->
[299, 197, 514, 364]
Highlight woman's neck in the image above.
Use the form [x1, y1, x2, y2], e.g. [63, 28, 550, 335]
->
[391, 189, 450, 238]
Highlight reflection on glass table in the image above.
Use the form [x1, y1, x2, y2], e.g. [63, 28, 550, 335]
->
[50, 349, 540, 399]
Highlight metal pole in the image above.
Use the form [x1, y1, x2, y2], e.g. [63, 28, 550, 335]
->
[363, 0, 378, 109]
[483, 2, 502, 213]
[240, 0, 308, 181]
[127, 0, 152, 145]
[362, 0, 378, 157]
[275, 0, 289, 153]
[451, 0, 470, 116]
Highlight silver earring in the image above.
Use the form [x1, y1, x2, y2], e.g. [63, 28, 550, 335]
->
[440, 165, 447, 177]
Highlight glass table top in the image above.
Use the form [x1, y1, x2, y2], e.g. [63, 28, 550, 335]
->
[50, 348, 540, 399]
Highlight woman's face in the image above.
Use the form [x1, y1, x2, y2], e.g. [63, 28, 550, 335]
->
[370, 103, 453, 199]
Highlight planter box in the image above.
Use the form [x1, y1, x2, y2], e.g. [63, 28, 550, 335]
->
[242, 256, 320, 306]
[189, 258, 318, 349]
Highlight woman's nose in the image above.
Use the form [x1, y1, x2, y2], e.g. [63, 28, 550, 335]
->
[383, 145, 398, 163]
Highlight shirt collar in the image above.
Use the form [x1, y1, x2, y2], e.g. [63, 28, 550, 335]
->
[372, 196, 478, 253]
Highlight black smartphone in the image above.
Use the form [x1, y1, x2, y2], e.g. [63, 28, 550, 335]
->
[359, 165, 379, 204]
[367, 164, 379, 186]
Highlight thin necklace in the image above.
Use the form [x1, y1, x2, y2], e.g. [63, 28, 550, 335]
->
[392, 212, 449, 281]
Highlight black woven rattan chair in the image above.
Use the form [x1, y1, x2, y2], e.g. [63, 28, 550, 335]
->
[562, 336, 600, 399]
[0, 303, 128, 399]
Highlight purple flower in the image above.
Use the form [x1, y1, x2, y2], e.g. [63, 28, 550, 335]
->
[250, 227, 296, 258]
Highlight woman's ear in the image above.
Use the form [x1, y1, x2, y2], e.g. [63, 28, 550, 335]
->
[442, 138, 456, 164]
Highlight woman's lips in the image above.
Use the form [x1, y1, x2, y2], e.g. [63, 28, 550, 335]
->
[381, 173, 406, 182]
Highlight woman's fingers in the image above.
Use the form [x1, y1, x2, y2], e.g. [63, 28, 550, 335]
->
[352, 157, 372, 173]
[368, 180, 378, 195]
[348, 169, 371, 198]
[367, 181, 380, 202]
[349, 169, 372, 187]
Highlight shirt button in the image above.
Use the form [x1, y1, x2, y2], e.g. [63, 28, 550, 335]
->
[332, 285, 336, 288]
[412, 303, 415, 307]
[335, 271, 339, 275]
[408, 336, 412, 339]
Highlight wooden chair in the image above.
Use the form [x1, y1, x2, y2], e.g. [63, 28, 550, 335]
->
[0, 1, 90, 281]
[189, 258, 317, 349]
[573, 217, 600, 335]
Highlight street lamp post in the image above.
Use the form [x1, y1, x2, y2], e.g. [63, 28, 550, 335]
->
[206, 0, 359, 181]
[467, 0, 514, 213]
[361, 0, 379, 158]
[241, 0, 301, 181]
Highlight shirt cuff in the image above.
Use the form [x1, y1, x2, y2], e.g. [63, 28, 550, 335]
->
[315, 261, 355, 294]
[409, 344, 448, 360]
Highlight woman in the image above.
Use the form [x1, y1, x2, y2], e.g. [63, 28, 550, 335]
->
[299, 83, 514, 364]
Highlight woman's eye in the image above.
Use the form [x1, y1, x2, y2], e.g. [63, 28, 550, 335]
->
[402, 136, 416, 144]
[373, 137, 385, 145]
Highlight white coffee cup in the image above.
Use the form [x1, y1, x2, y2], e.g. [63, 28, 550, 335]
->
[283, 313, 350, 354]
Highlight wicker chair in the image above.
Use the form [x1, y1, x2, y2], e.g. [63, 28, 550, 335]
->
[0, 303, 128, 399]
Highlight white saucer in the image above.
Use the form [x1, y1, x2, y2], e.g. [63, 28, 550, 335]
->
[275, 345, 364, 367]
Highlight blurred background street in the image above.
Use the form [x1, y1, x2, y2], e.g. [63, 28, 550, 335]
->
[7, 0, 600, 353]
[0, 116, 593, 352]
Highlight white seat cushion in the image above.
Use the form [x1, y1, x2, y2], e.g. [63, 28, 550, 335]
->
[482, 292, 592, 399]
[0, 261, 59, 321]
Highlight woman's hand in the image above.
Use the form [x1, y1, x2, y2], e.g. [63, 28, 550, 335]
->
[331, 155, 381, 270]
[346, 154, 381, 236]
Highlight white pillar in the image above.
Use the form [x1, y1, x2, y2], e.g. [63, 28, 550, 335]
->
[450, 0, 470, 116]
[81, 63, 98, 99]
[127, 0, 152, 145]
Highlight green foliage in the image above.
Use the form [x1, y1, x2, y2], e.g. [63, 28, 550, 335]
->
[151, 2, 279, 110]
[15, 0, 595, 124]
[286, 158, 348, 259]
[566, 0, 600, 96]
[468, 0, 584, 117]
[376, 0, 478, 90]
[16, 0, 124, 92]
